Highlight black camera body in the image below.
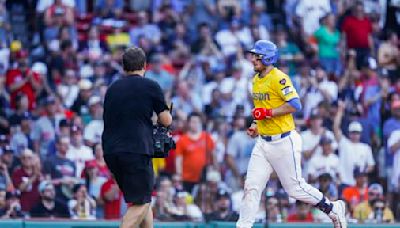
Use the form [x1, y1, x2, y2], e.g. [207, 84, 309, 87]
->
[152, 125, 176, 158]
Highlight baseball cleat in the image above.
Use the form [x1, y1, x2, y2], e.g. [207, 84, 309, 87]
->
[328, 200, 347, 228]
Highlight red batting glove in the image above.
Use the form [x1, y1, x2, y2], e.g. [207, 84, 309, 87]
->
[252, 108, 273, 120]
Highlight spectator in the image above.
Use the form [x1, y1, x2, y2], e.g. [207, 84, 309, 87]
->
[246, 1, 272, 31]
[276, 29, 304, 77]
[57, 69, 79, 109]
[2, 191, 24, 218]
[307, 136, 340, 183]
[67, 125, 93, 177]
[0, 188, 6, 218]
[5, 50, 41, 111]
[30, 180, 69, 218]
[71, 79, 93, 116]
[353, 183, 394, 223]
[265, 196, 282, 223]
[342, 168, 369, 211]
[8, 93, 29, 126]
[383, 99, 400, 179]
[215, 19, 242, 57]
[175, 112, 215, 193]
[191, 22, 219, 55]
[295, 0, 331, 36]
[78, 26, 109, 56]
[334, 101, 375, 186]
[313, 173, 339, 222]
[287, 200, 314, 222]
[314, 13, 342, 77]
[194, 169, 225, 215]
[205, 188, 238, 222]
[83, 97, 104, 147]
[341, 1, 373, 69]
[153, 177, 174, 221]
[31, 96, 64, 156]
[44, 0, 74, 28]
[10, 112, 33, 155]
[317, 173, 338, 201]
[100, 174, 122, 220]
[301, 112, 337, 177]
[167, 191, 203, 222]
[359, 57, 382, 142]
[82, 160, 106, 203]
[378, 32, 399, 83]
[95, 0, 123, 19]
[146, 54, 174, 96]
[81, 144, 110, 179]
[11, 149, 41, 212]
[225, 116, 254, 190]
[0, 1, 9, 45]
[366, 198, 395, 223]
[48, 40, 77, 88]
[43, 136, 77, 202]
[387, 126, 400, 193]
[129, 11, 161, 46]
[1, 145, 19, 177]
[219, 62, 251, 113]
[0, 152, 12, 192]
[303, 67, 338, 118]
[68, 184, 96, 219]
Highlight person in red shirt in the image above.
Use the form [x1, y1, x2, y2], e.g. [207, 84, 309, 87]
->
[81, 144, 111, 179]
[341, 1, 373, 69]
[100, 175, 122, 219]
[342, 169, 369, 212]
[287, 200, 314, 222]
[11, 149, 41, 212]
[6, 50, 41, 111]
[175, 112, 216, 193]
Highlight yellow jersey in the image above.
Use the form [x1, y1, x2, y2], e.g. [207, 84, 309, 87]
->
[252, 67, 299, 135]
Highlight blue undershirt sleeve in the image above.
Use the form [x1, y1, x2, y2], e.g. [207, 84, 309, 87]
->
[287, 98, 302, 111]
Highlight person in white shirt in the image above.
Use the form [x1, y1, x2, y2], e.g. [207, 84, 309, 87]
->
[215, 20, 242, 57]
[303, 67, 338, 118]
[333, 101, 375, 186]
[307, 137, 340, 183]
[84, 96, 104, 147]
[295, 0, 331, 36]
[57, 69, 79, 108]
[67, 126, 94, 177]
[301, 112, 337, 178]
[387, 129, 400, 191]
[167, 191, 203, 221]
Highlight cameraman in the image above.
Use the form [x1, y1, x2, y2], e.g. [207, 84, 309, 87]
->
[102, 47, 172, 228]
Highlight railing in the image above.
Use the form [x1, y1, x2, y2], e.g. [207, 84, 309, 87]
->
[0, 220, 400, 228]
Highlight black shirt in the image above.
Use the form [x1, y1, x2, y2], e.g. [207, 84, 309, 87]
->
[102, 74, 168, 155]
[30, 200, 70, 218]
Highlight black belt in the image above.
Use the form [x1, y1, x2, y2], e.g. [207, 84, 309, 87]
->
[261, 131, 291, 142]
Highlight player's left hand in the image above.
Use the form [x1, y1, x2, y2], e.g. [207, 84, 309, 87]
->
[247, 123, 259, 138]
[252, 108, 272, 120]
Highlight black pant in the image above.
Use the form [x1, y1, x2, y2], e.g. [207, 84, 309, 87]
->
[104, 153, 154, 204]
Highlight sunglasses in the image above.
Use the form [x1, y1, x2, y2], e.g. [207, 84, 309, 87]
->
[251, 53, 264, 60]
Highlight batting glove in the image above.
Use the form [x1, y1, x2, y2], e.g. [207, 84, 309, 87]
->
[252, 108, 272, 120]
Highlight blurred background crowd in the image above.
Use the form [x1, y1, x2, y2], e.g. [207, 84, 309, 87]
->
[0, 0, 399, 224]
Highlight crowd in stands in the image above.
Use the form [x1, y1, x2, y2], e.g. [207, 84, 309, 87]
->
[0, 0, 399, 224]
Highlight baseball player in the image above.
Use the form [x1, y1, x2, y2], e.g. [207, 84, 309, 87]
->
[236, 40, 347, 228]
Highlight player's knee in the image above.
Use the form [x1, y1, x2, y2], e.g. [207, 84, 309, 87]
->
[243, 186, 260, 200]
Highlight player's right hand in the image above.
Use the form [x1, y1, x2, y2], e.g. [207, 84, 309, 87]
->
[252, 108, 272, 120]
[247, 124, 259, 138]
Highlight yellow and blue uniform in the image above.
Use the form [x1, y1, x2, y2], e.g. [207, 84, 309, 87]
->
[238, 40, 346, 228]
[252, 67, 299, 136]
